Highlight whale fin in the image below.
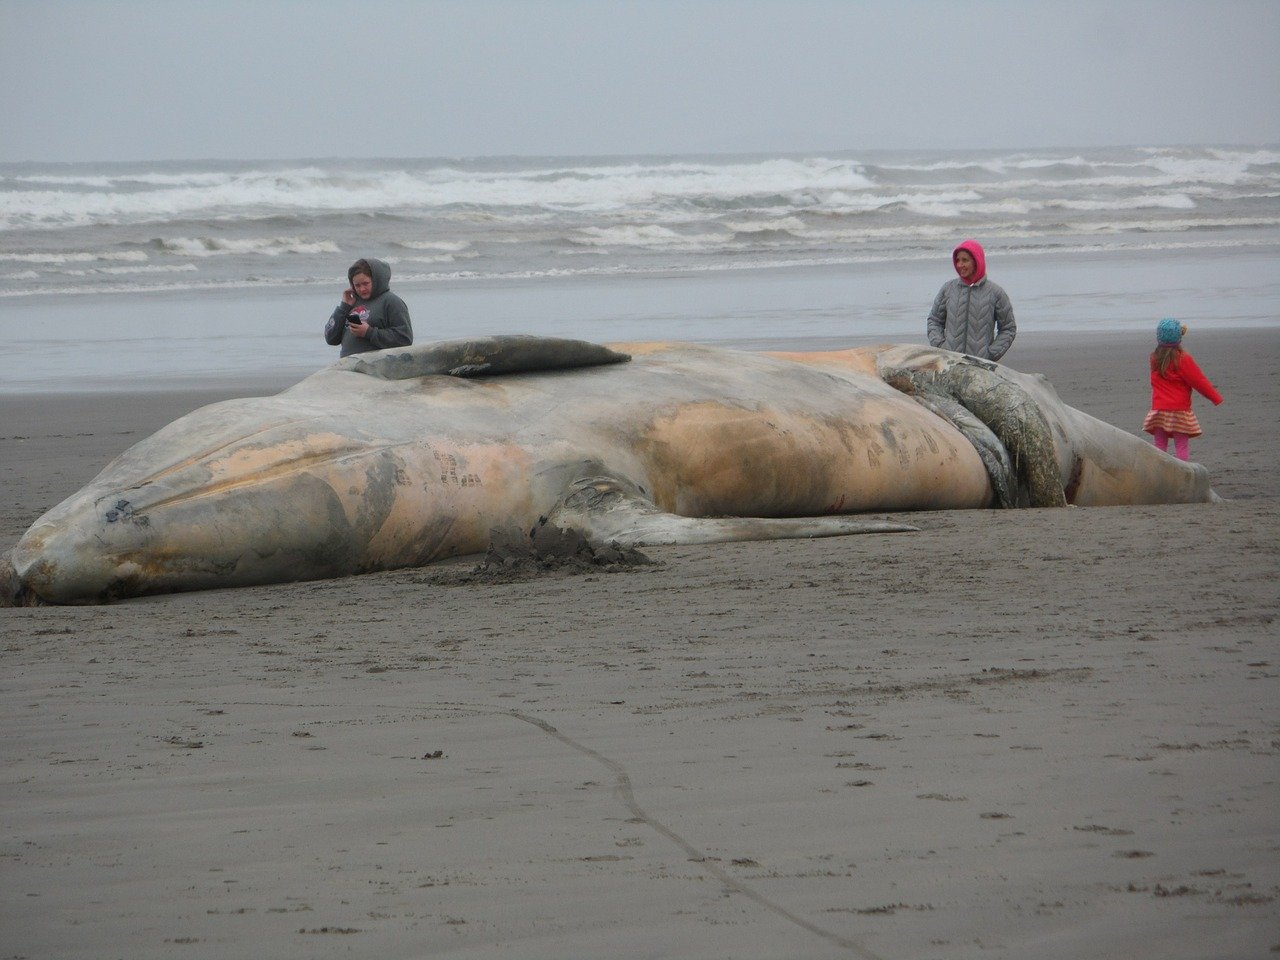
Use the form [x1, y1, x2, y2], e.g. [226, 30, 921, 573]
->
[537, 477, 918, 548]
[336, 335, 631, 381]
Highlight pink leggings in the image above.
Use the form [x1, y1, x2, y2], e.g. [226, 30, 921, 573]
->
[1152, 427, 1190, 461]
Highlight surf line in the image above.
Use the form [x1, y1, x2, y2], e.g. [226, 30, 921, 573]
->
[503, 707, 886, 960]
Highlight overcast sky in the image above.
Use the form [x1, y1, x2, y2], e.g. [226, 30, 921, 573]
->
[5, 0, 1278, 163]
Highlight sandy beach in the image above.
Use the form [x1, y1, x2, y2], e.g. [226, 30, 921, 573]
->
[1, 328, 1276, 959]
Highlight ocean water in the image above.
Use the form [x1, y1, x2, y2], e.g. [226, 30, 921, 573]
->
[1, 146, 1277, 391]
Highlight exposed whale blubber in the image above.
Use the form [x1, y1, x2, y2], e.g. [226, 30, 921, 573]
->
[2, 336, 1215, 604]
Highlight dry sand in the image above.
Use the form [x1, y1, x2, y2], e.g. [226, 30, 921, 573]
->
[1, 330, 1276, 960]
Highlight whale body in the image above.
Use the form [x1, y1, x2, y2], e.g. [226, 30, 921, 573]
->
[1, 337, 1213, 604]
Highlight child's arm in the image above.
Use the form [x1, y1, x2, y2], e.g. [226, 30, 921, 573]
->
[1180, 354, 1223, 405]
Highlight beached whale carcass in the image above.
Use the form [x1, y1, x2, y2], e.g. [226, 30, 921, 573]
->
[1, 336, 1214, 604]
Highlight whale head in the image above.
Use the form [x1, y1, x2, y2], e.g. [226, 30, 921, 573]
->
[3, 394, 450, 604]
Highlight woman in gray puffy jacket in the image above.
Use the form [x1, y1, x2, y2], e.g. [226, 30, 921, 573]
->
[926, 239, 1016, 362]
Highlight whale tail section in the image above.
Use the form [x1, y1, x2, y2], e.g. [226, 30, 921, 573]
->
[876, 346, 1215, 507]
[880, 354, 1067, 508]
[537, 476, 919, 548]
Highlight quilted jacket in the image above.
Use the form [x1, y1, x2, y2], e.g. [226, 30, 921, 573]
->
[926, 240, 1017, 361]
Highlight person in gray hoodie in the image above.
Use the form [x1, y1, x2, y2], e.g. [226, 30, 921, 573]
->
[324, 257, 413, 357]
[926, 239, 1016, 362]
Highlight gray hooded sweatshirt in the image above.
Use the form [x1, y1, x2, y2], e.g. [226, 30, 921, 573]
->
[325, 258, 413, 357]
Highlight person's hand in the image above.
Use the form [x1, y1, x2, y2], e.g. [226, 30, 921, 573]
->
[347, 318, 371, 338]
[341, 287, 356, 306]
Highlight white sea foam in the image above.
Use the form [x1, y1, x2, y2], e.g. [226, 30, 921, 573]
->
[0, 250, 149, 264]
[154, 236, 341, 257]
[396, 239, 472, 252]
[0, 157, 880, 229]
[1068, 216, 1280, 233]
[828, 190, 984, 214]
[1046, 193, 1198, 212]
[571, 224, 727, 249]
[1, 146, 1275, 303]
[54, 263, 199, 277]
[724, 217, 807, 235]
[8, 171, 234, 189]
[389, 249, 481, 265]
[399, 254, 460, 264]
[876, 147, 1280, 183]
[4, 233, 1276, 301]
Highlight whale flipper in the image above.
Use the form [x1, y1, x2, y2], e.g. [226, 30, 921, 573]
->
[538, 477, 919, 547]
[335, 335, 631, 381]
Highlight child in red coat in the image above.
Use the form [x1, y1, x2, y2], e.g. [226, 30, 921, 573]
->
[1142, 319, 1223, 461]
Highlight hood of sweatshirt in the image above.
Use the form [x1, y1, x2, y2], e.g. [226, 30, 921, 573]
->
[349, 258, 392, 301]
[952, 239, 987, 286]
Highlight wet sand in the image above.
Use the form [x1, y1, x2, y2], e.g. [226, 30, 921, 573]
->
[1, 329, 1277, 959]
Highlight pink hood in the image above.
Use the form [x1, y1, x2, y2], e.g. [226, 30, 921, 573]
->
[953, 239, 987, 286]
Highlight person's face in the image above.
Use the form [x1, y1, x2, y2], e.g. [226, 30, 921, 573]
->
[352, 273, 374, 299]
[954, 250, 976, 281]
